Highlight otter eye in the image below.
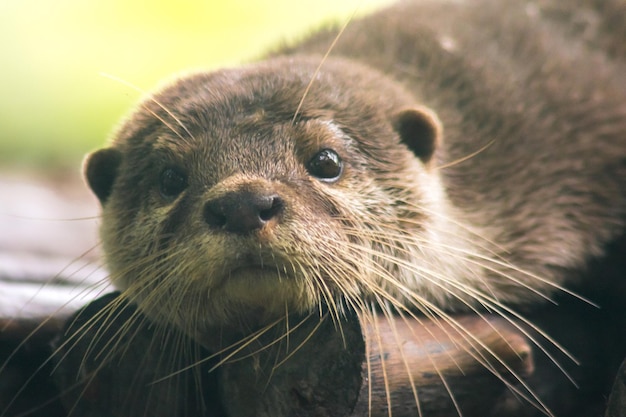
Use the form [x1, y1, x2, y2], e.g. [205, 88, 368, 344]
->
[307, 149, 343, 182]
[159, 167, 187, 198]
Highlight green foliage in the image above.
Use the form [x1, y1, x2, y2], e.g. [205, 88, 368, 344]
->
[0, 0, 389, 170]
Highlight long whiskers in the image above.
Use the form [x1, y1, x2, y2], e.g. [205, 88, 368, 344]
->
[354, 271, 553, 416]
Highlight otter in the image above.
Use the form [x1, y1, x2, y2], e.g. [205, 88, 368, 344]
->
[85, 0, 626, 332]
[78, 0, 626, 414]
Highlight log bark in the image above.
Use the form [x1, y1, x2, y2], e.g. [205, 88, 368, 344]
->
[214, 312, 533, 417]
[354, 315, 532, 417]
[49, 293, 534, 417]
[5, 289, 626, 417]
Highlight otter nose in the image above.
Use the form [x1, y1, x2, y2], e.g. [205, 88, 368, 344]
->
[203, 190, 284, 234]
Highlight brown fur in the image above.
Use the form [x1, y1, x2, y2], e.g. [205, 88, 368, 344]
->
[85, 0, 626, 342]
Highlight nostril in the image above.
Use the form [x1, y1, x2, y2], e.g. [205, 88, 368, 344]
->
[259, 195, 284, 221]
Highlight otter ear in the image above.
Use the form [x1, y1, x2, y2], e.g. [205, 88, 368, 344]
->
[392, 106, 442, 169]
[83, 148, 122, 205]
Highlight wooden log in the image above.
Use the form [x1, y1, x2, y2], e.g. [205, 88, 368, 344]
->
[354, 314, 533, 417]
[50, 293, 534, 417]
[212, 312, 532, 417]
[212, 312, 365, 417]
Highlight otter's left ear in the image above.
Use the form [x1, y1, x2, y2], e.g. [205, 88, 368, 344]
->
[392, 106, 442, 169]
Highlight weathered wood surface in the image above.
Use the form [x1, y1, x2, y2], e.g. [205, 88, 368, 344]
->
[51, 294, 534, 417]
[46, 293, 626, 417]
[354, 315, 532, 417]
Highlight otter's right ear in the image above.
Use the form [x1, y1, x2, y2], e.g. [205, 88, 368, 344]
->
[392, 106, 443, 170]
[84, 148, 122, 205]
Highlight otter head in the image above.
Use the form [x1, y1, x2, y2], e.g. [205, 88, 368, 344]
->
[84, 56, 446, 336]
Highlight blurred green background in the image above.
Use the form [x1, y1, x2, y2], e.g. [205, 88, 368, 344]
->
[0, 0, 390, 172]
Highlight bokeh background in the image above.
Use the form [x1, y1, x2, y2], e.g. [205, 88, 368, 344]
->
[0, 0, 391, 173]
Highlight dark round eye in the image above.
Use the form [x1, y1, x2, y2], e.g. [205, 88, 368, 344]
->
[307, 149, 343, 182]
[159, 167, 187, 198]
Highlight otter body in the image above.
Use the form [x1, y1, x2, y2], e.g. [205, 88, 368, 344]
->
[85, 0, 626, 340]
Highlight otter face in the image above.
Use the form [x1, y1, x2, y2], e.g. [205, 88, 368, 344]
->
[85, 56, 444, 334]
